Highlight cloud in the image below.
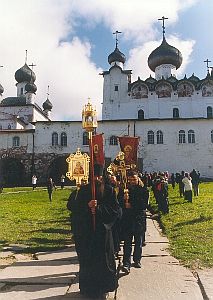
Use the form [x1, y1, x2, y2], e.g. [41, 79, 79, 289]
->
[0, 0, 200, 120]
[71, 0, 199, 43]
[0, 0, 102, 120]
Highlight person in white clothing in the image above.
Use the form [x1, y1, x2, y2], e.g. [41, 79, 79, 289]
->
[182, 173, 192, 202]
[32, 175, 37, 190]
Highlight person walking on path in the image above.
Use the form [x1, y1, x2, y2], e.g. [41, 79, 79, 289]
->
[67, 167, 120, 299]
[47, 177, 55, 202]
[118, 171, 149, 274]
[32, 175, 37, 190]
[182, 172, 193, 202]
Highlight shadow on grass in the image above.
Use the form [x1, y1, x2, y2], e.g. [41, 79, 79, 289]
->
[30, 228, 71, 234]
[174, 215, 212, 227]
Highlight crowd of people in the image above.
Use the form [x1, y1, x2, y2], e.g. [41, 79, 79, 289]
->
[66, 166, 201, 299]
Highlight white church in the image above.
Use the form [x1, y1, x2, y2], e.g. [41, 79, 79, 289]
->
[0, 25, 213, 186]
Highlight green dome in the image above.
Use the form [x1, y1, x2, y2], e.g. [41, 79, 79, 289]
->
[15, 64, 36, 83]
[43, 98, 53, 111]
[108, 47, 126, 65]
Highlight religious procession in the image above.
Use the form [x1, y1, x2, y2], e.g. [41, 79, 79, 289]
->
[66, 102, 171, 299]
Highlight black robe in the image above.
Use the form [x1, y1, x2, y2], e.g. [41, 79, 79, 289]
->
[67, 183, 120, 297]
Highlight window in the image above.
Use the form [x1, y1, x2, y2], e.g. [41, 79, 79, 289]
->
[83, 132, 89, 145]
[173, 108, 179, 118]
[8, 124, 11, 129]
[0, 124, 2, 130]
[211, 130, 213, 143]
[114, 85, 118, 91]
[188, 130, 195, 143]
[157, 130, 163, 144]
[61, 132, 67, 147]
[179, 130, 186, 144]
[52, 132, 58, 146]
[13, 136, 20, 147]
[147, 131, 154, 144]
[109, 135, 118, 145]
[138, 109, 144, 120]
[207, 106, 213, 118]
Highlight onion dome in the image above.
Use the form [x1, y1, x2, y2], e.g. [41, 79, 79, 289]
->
[25, 82, 37, 94]
[148, 37, 183, 72]
[108, 47, 126, 65]
[15, 63, 36, 83]
[0, 83, 4, 95]
[42, 98, 53, 111]
[188, 73, 200, 82]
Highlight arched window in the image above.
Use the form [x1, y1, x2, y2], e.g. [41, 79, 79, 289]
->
[109, 135, 118, 145]
[13, 136, 20, 147]
[138, 109, 144, 120]
[0, 124, 2, 130]
[147, 131, 154, 144]
[61, 132, 67, 146]
[173, 108, 179, 118]
[179, 130, 186, 144]
[156, 130, 163, 144]
[211, 130, 213, 143]
[207, 106, 213, 118]
[8, 124, 11, 129]
[52, 132, 58, 146]
[188, 130, 195, 143]
[83, 132, 89, 145]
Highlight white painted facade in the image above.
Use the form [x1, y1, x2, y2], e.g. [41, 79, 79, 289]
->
[1, 37, 213, 181]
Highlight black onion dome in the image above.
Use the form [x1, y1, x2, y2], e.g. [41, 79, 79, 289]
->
[108, 47, 126, 65]
[15, 63, 36, 83]
[42, 98, 53, 111]
[148, 37, 183, 72]
[0, 83, 4, 95]
[25, 82, 37, 94]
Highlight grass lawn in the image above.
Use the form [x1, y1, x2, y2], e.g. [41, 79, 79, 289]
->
[0, 188, 72, 253]
[150, 182, 213, 269]
[0, 183, 212, 270]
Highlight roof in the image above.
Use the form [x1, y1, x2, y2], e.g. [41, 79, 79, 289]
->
[0, 97, 27, 106]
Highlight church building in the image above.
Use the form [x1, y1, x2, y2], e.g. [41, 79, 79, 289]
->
[0, 24, 213, 186]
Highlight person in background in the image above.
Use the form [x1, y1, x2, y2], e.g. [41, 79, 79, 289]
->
[190, 169, 200, 196]
[47, 177, 55, 202]
[154, 173, 169, 214]
[176, 171, 185, 197]
[32, 175, 37, 190]
[182, 173, 193, 202]
[60, 174, 65, 189]
[170, 173, 176, 189]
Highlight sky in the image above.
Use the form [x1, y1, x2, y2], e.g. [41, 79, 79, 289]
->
[0, 0, 212, 120]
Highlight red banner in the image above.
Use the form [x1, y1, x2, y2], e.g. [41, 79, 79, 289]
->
[118, 136, 139, 164]
[92, 134, 105, 166]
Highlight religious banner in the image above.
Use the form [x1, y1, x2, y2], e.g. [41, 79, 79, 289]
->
[118, 136, 140, 165]
[92, 133, 105, 166]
